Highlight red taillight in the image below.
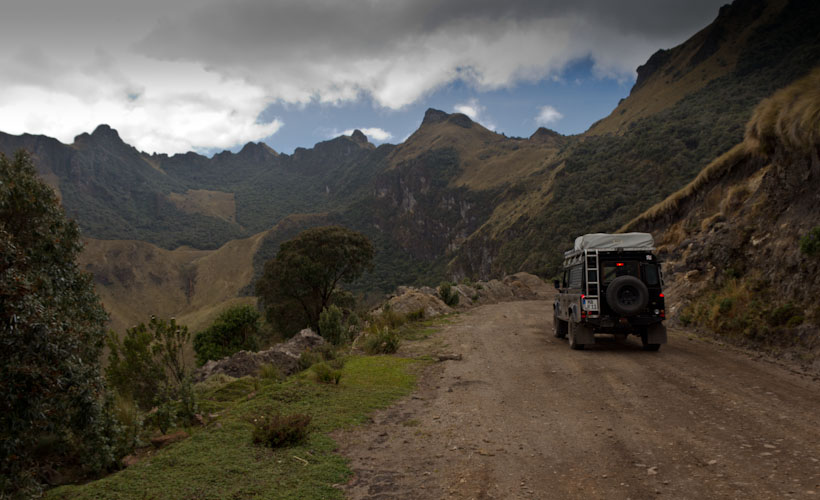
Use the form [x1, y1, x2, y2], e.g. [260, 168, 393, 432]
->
[659, 293, 664, 298]
[616, 262, 624, 267]
[660, 309, 666, 319]
[581, 310, 587, 319]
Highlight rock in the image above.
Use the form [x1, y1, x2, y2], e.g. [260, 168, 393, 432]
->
[150, 430, 189, 449]
[383, 289, 453, 318]
[437, 353, 463, 361]
[193, 328, 325, 383]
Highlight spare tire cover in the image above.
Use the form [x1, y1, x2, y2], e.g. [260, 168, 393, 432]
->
[606, 275, 649, 316]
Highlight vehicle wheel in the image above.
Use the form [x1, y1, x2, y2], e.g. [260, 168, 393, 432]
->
[640, 331, 661, 351]
[568, 322, 585, 350]
[606, 276, 649, 316]
[553, 314, 568, 339]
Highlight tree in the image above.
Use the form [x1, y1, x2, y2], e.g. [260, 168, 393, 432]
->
[256, 226, 373, 337]
[0, 151, 115, 495]
[193, 304, 260, 365]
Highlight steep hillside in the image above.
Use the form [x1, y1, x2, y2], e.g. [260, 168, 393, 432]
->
[450, 0, 820, 280]
[623, 68, 820, 368]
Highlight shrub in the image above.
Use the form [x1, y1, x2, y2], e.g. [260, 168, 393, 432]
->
[107, 316, 191, 410]
[363, 327, 401, 354]
[298, 350, 324, 371]
[318, 305, 346, 345]
[257, 363, 283, 381]
[439, 282, 460, 307]
[312, 362, 342, 385]
[251, 414, 312, 448]
[406, 308, 425, 322]
[718, 298, 734, 314]
[800, 226, 820, 257]
[766, 303, 802, 327]
[194, 305, 260, 366]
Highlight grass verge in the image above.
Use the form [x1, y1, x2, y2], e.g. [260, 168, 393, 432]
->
[47, 356, 417, 500]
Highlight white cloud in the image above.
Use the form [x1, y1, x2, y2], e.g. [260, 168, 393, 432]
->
[453, 98, 496, 130]
[0, 0, 725, 153]
[340, 127, 393, 142]
[535, 105, 564, 126]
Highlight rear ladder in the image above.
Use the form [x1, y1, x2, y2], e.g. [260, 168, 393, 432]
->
[584, 250, 600, 318]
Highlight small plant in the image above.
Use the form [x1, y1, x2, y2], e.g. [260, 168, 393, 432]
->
[718, 297, 734, 314]
[766, 302, 801, 327]
[800, 226, 820, 257]
[318, 305, 346, 345]
[298, 350, 324, 371]
[438, 282, 460, 307]
[362, 327, 401, 354]
[406, 308, 425, 322]
[257, 363, 283, 381]
[311, 362, 342, 385]
[251, 413, 312, 448]
[176, 378, 199, 425]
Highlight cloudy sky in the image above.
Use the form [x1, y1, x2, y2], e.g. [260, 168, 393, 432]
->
[1, 0, 726, 155]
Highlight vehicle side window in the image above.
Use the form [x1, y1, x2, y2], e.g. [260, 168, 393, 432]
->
[568, 265, 583, 288]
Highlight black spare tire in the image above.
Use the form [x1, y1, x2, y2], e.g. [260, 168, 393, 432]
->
[606, 275, 649, 316]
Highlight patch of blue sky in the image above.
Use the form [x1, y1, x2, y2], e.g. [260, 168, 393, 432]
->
[256, 57, 634, 155]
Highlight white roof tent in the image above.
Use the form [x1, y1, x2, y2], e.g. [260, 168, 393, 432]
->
[564, 233, 655, 258]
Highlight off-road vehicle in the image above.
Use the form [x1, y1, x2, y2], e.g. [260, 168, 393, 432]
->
[553, 233, 667, 351]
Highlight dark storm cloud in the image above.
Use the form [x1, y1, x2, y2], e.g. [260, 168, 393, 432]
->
[133, 0, 726, 107]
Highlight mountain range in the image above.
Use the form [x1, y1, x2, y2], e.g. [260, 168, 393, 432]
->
[1, 0, 818, 362]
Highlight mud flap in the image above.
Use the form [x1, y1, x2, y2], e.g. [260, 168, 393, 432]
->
[571, 321, 596, 344]
[646, 323, 668, 344]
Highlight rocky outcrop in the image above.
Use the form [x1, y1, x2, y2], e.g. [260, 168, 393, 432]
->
[193, 328, 325, 382]
[380, 272, 550, 319]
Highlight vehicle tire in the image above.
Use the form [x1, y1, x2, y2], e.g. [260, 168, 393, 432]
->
[606, 276, 649, 316]
[640, 331, 661, 351]
[568, 321, 585, 350]
[553, 314, 568, 339]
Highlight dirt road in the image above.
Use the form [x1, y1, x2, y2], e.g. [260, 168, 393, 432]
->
[334, 300, 820, 499]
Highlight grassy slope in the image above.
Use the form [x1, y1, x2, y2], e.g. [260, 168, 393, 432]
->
[48, 356, 417, 500]
[81, 214, 328, 337]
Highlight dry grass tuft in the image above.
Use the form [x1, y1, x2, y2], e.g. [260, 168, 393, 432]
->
[745, 67, 820, 157]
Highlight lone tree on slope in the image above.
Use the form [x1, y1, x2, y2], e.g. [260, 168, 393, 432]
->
[255, 226, 373, 337]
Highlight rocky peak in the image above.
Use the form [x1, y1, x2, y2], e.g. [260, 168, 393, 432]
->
[350, 129, 368, 144]
[421, 108, 449, 126]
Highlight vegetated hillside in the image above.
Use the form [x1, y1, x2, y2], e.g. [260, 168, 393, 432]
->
[0, 127, 381, 249]
[78, 213, 329, 336]
[623, 67, 820, 369]
[450, 0, 820, 281]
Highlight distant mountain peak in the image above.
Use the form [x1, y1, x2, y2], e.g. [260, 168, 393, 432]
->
[421, 108, 474, 129]
[350, 129, 368, 144]
[73, 124, 127, 148]
[422, 108, 449, 126]
[529, 127, 563, 143]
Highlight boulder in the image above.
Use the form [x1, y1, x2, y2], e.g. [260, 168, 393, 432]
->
[384, 289, 453, 318]
[193, 328, 325, 383]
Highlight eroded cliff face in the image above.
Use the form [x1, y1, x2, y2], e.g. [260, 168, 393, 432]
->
[625, 69, 820, 368]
